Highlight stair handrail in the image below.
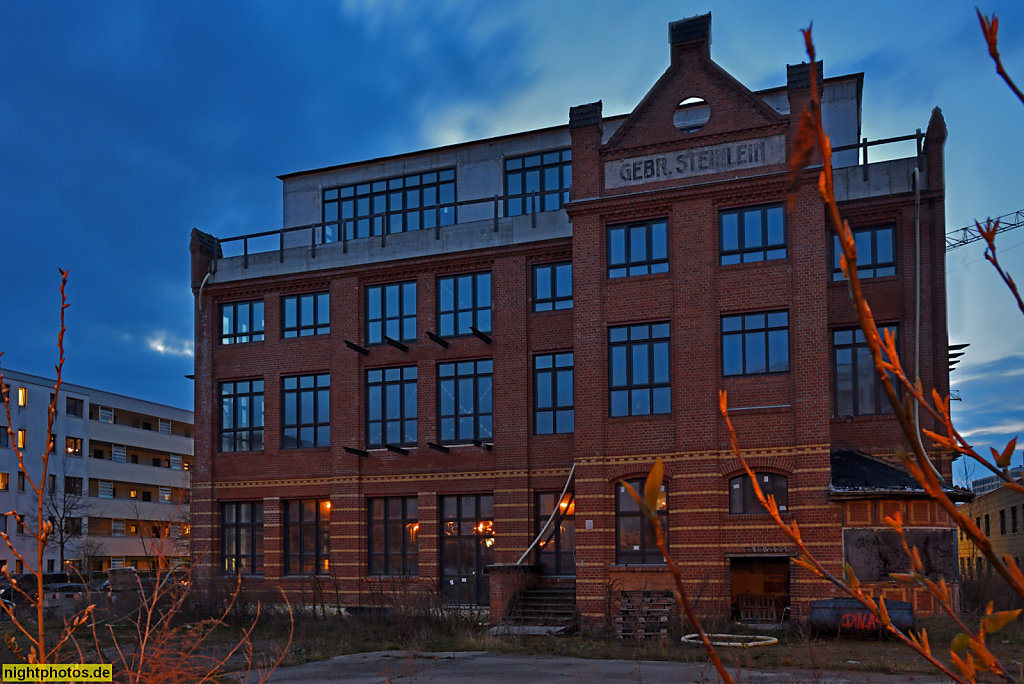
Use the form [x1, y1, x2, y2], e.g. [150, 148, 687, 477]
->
[517, 463, 575, 565]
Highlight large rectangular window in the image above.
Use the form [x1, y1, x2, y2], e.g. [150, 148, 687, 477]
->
[722, 311, 789, 376]
[282, 374, 330, 448]
[720, 204, 786, 265]
[222, 501, 263, 575]
[536, 492, 575, 575]
[616, 477, 666, 565]
[284, 499, 330, 575]
[367, 367, 417, 447]
[609, 323, 670, 417]
[438, 273, 491, 337]
[533, 262, 572, 311]
[367, 282, 416, 345]
[65, 437, 82, 457]
[608, 220, 668, 278]
[282, 293, 330, 338]
[368, 497, 418, 576]
[438, 360, 493, 443]
[221, 300, 265, 344]
[833, 225, 895, 280]
[505, 149, 571, 216]
[834, 326, 898, 416]
[220, 380, 265, 452]
[535, 353, 573, 434]
[440, 494, 494, 605]
[729, 473, 789, 514]
[65, 397, 83, 418]
[323, 169, 456, 241]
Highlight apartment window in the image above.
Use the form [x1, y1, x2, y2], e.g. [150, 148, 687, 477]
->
[220, 380, 265, 453]
[985, 514, 991, 537]
[535, 353, 573, 434]
[282, 292, 330, 338]
[142, 491, 151, 502]
[110, 558, 124, 569]
[66, 518, 82, 536]
[284, 499, 330, 575]
[438, 360, 493, 443]
[98, 406, 114, 423]
[159, 487, 172, 503]
[65, 437, 82, 457]
[17, 472, 24, 492]
[534, 263, 572, 311]
[170, 454, 183, 470]
[720, 204, 786, 265]
[0, 473, 7, 491]
[729, 473, 789, 514]
[65, 397, 83, 418]
[112, 519, 125, 537]
[17, 387, 26, 407]
[368, 497, 419, 576]
[722, 311, 790, 376]
[323, 168, 456, 241]
[505, 148, 571, 216]
[834, 326, 898, 416]
[282, 374, 330, 449]
[1001, 509, 1007, 535]
[222, 501, 264, 575]
[16, 430, 25, 450]
[608, 220, 668, 278]
[0, 429, 7, 448]
[48, 474, 56, 494]
[220, 300, 265, 344]
[65, 477, 82, 496]
[833, 225, 895, 280]
[438, 273, 491, 337]
[16, 515, 25, 536]
[112, 445, 126, 463]
[367, 367, 417, 447]
[367, 282, 416, 345]
[159, 419, 171, 435]
[609, 323, 670, 417]
[616, 477, 667, 565]
[98, 480, 113, 499]
[1013, 506, 1018, 534]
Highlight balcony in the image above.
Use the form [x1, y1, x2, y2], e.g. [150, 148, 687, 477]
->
[89, 497, 189, 523]
[88, 459, 190, 489]
[89, 420, 193, 456]
[87, 535, 188, 559]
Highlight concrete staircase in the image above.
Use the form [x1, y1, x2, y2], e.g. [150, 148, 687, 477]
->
[489, 586, 577, 636]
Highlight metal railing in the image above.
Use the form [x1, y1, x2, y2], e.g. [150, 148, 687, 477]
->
[832, 129, 925, 181]
[218, 192, 553, 268]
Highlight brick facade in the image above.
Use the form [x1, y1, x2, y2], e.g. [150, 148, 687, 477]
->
[190, 14, 954, 627]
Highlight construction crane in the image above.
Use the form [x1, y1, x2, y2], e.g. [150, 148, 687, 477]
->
[945, 209, 1024, 251]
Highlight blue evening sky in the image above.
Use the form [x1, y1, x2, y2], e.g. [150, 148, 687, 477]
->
[1, 1, 1022, 480]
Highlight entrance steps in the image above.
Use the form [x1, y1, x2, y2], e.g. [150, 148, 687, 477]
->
[488, 586, 576, 636]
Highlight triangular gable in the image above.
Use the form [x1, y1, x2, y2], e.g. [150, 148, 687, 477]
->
[605, 14, 784, 153]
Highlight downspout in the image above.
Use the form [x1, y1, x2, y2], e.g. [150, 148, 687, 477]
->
[197, 272, 212, 311]
[517, 463, 575, 565]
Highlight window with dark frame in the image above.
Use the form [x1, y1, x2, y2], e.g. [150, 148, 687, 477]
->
[833, 326, 898, 417]
[722, 311, 790, 376]
[0, 430, 7, 448]
[534, 353, 574, 434]
[65, 477, 83, 496]
[367, 282, 416, 345]
[438, 273, 491, 337]
[367, 367, 417, 447]
[65, 437, 82, 457]
[505, 149, 571, 216]
[282, 293, 330, 338]
[222, 501, 263, 575]
[985, 514, 991, 537]
[440, 494, 494, 605]
[729, 472, 789, 514]
[535, 492, 575, 575]
[322, 169, 456, 242]
[616, 477, 667, 564]
[609, 323, 670, 417]
[833, 225, 895, 280]
[1001, 509, 1007, 535]
[284, 499, 330, 576]
[533, 262, 572, 311]
[220, 380, 265, 453]
[438, 360, 493, 443]
[65, 397, 83, 418]
[282, 374, 330, 448]
[720, 204, 786, 265]
[608, 220, 668, 278]
[221, 300, 265, 344]
[1013, 506, 1018, 534]
[368, 497, 419, 576]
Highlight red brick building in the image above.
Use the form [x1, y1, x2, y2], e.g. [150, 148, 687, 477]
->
[190, 15, 961, 627]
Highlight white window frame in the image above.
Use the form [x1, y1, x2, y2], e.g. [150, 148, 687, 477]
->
[159, 486, 172, 503]
[98, 480, 113, 499]
[159, 419, 171, 435]
[112, 445, 126, 463]
[169, 454, 183, 471]
[98, 407, 114, 424]
[110, 557, 125, 569]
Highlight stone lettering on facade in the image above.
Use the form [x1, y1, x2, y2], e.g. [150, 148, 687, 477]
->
[605, 135, 786, 189]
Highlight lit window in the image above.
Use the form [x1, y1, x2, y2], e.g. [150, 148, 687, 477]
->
[535, 492, 575, 575]
[16, 430, 25, 450]
[720, 204, 786, 265]
[608, 220, 668, 278]
[17, 387, 26, 407]
[729, 473, 789, 514]
[616, 477, 666, 564]
[439, 494, 493, 605]
[833, 226, 895, 280]
[0, 473, 7, 491]
[65, 437, 82, 457]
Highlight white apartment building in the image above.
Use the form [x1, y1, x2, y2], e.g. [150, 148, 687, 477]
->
[0, 369, 192, 575]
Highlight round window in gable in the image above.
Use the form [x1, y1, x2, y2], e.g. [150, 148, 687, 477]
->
[674, 97, 710, 133]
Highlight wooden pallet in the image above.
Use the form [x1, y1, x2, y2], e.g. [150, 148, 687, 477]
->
[615, 590, 673, 640]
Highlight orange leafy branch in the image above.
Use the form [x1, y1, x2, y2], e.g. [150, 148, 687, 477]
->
[978, 10, 1024, 106]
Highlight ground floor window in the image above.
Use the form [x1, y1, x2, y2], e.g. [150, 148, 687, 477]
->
[222, 501, 264, 575]
[368, 497, 419, 576]
[536, 492, 575, 575]
[440, 494, 494, 605]
[284, 499, 330, 575]
[731, 557, 790, 623]
[616, 477, 667, 564]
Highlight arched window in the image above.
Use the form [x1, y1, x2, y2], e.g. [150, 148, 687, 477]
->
[729, 473, 788, 514]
